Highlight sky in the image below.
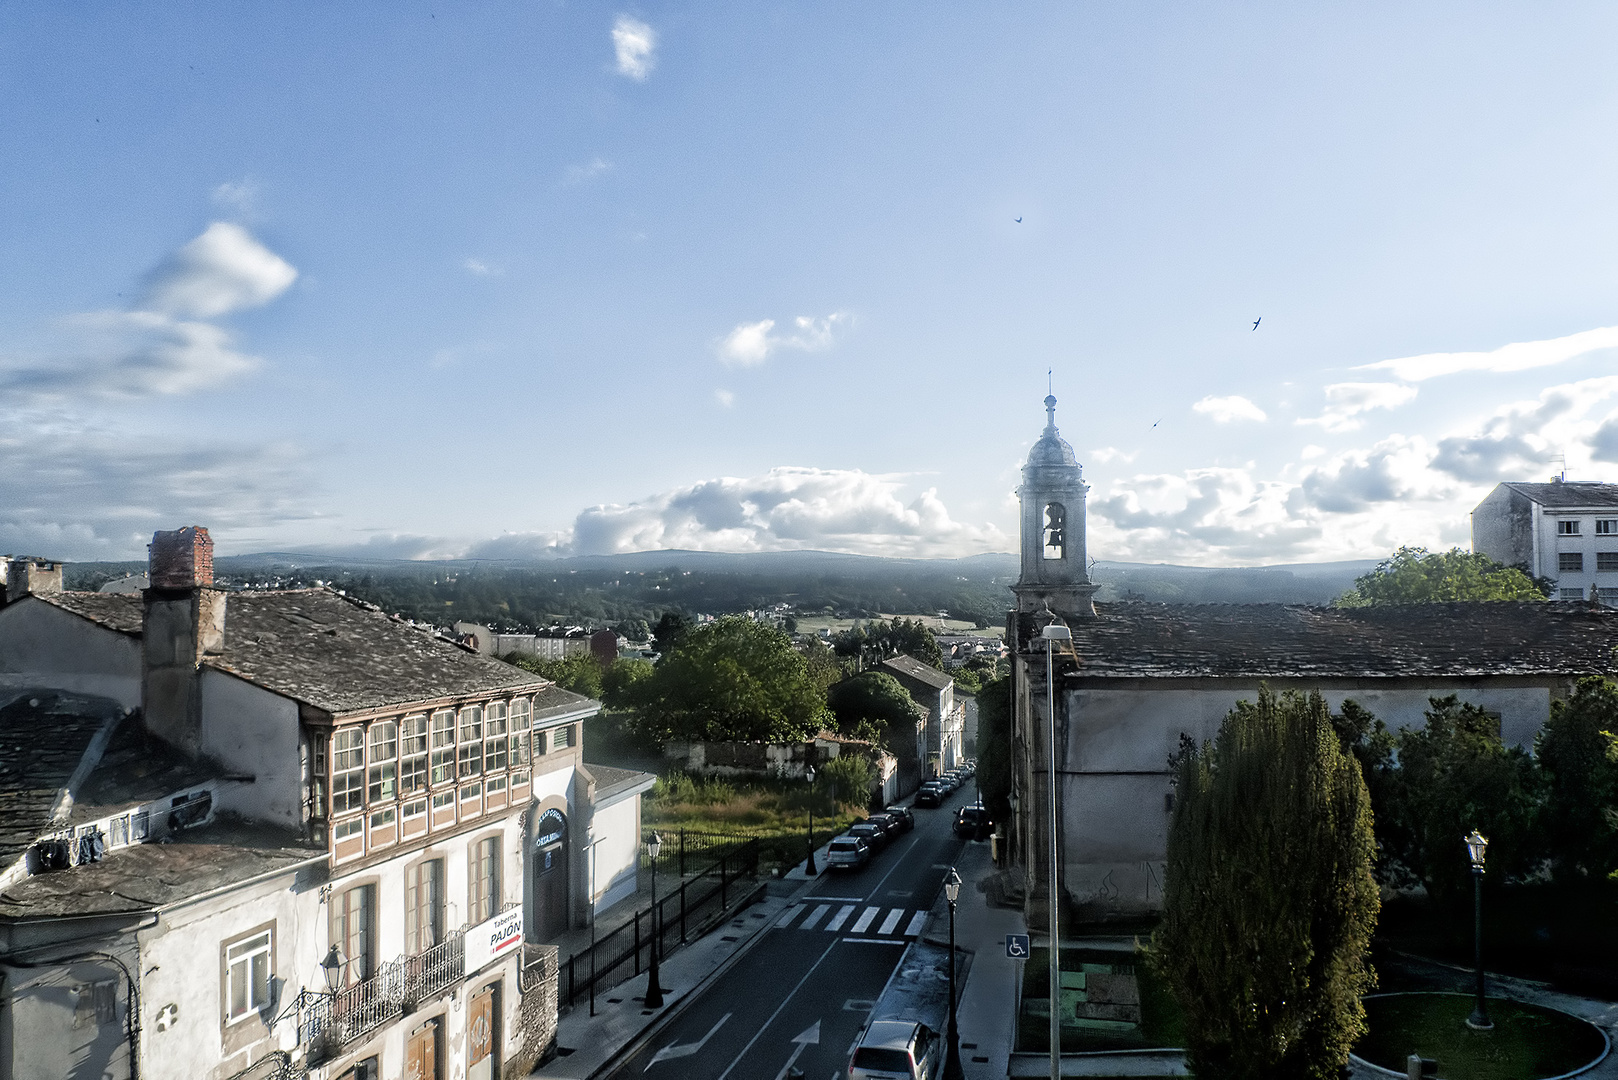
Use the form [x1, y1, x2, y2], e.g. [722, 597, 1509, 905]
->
[4, 3, 1618, 566]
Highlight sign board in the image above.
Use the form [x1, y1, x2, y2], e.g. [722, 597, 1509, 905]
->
[466, 908, 524, 973]
[1005, 934, 1030, 959]
[535, 808, 567, 849]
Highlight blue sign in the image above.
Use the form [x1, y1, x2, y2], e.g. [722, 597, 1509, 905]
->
[1005, 934, 1030, 959]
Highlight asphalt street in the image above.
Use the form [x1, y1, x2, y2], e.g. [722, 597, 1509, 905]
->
[602, 784, 976, 1080]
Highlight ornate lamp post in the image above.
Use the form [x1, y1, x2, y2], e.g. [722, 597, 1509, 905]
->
[1465, 829, 1492, 1030]
[805, 765, 818, 876]
[944, 867, 964, 1079]
[645, 832, 665, 1009]
[319, 944, 344, 996]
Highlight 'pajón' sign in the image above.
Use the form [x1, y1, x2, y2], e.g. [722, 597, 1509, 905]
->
[466, 908, 524, 973]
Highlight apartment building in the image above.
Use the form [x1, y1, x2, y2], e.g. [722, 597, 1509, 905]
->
[1472, 480, 1618, 603]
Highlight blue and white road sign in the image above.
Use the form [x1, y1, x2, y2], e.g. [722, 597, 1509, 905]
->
[1005, 934, 1030, 958]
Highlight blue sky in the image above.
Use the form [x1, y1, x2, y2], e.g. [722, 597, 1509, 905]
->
[4, 3, 1618, 565]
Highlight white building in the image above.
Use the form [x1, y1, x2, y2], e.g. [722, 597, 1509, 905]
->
[0, 528, 651, 1080]
[1472, 480, 1618, 603]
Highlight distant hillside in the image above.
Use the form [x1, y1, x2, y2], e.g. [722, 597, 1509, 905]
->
[64, 549, 1380, 630]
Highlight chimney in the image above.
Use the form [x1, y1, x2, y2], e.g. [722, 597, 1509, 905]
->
[2, 557, 64, 604]
[142, 527, 226, 757]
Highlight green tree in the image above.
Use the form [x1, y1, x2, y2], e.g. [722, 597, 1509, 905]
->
[509, 652, 603, 699]
[627, 616, 831, 743]
[818, 754, 876, 808]
[1156, 686, 1379, 1080]
[652, 611, 690, 655]
[1334, 546, 1548, 606]
[1535, 676, 1618, 882]
[973, 674, 1012, 822]
[832, 616, 944, 670]
[1328, 699, 1403, 883]
[1391, 695, 1539, 898]
[601, 657, 653, 709]
[798, 636, 846, 696]
[826, 672, 925, 750]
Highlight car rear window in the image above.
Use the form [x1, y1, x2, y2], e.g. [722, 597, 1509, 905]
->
[852, 1047, 913, 1071]
[830, 840, 860, 851]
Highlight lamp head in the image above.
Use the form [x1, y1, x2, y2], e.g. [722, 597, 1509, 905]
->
[648, 831, 663, 860]
[806, 765, 815, 784]
[1465, 829, 1488, 870]
[320, 944, 344, 995]
[944, 866, 961, 903]
[1040, 624, 1071, 641]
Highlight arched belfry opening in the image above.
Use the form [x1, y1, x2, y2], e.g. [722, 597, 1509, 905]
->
[1012, 394, 1098, 616]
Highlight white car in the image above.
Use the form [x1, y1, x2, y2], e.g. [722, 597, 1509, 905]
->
[847, 1019, 940, 1080]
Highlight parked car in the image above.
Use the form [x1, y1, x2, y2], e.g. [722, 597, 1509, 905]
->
[866, 812, 904, 841]
[915, 783, 945, 808]
[848, 821, 888, 851]
[882, 805, 915, 831]
[826, 836, 871, 871]
[954, 804, 993, 840]
[848, 1019, 940, 1080]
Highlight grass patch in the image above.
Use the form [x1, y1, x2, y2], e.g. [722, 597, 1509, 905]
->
[1355, 993, 1605, 1080]
[643, 770, 869, 872]
[1015, 946, 1185, 1052]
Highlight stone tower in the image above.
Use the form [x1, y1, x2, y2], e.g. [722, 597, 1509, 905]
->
[1011, 394, 1098, 617]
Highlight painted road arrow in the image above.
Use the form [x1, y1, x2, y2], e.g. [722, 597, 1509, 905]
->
[771, 1020, 821, 1080]
[646, 1012, 732, 1070]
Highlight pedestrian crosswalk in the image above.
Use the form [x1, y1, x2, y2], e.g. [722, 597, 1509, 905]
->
[773, 902, 929, 939]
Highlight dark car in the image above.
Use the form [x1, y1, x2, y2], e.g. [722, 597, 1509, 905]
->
[954, 804, 993, 840]
[848, 821, 888, 851]
[883, 805, 916, 831]
[866, 812, 904, 841]
[915, 784, 944, 808]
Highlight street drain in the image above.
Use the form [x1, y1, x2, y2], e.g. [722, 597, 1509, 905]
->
[720, 935, 739, 941]
[972, 1056, 990, 1063]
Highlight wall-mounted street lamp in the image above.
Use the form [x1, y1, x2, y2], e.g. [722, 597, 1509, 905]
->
[1465, 829, 1492, 1030]
[319, 945, 345, 996]
[645, 832, 665, 1009]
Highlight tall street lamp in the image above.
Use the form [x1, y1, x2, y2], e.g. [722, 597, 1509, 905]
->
[1040, 619, 1071, 1079]
[587, 830, 605, 1017]
[944, 867, 963, 1080]
[805, 765, 818, 876]
[1465, 829, 1492, 1030]
[645, 832, 665, 1009]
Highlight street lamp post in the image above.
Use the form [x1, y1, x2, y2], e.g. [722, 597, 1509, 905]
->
[319, 944, 344, 997]
[1040, 620, 1071, 1078]
[944, 867, 963, 1080]
[1465, 829, 1492, 1030]
[587, 832, 604, 1017]
[645, 832, 665, 1009]
[805, 765, 818, 876]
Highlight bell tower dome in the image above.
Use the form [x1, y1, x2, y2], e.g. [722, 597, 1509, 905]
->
[1012, 394, 1098, 616]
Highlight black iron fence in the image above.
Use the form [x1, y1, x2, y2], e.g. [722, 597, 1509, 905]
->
[648, 827, 810, 878]
[564, 834, 766, 1008]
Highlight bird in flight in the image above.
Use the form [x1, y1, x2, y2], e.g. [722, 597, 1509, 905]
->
[1252, 317, 1262, 330]
[1015, 217, 1022, 223]
[1152, 418, 1161, 428]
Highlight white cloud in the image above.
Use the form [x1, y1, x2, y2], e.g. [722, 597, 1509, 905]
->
[555, 467, 1005, 557]
[1296, 382, 1419, 433]
[211, 179, 259, 216]
[140, 222, 297, 319]
[714, 389, 735, 408]
[564, 157, 613, 184]
[1358, 325, 1618, 382]
[1192, 394, 1267, 424]
[1428, 375, 1618, 481]
[612, 15, 657, 81]
[1091, 466, 1320, 562]
[1088, 446, 1137, 465]
[717, 312, 848, 366]
[462, 258, 497, 276]
[1292, 435, 1451, 513]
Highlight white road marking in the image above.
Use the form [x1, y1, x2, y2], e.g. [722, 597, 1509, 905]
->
[647, 1012, 732, 1070]
[877, 908, 903, 935]
[715, 938, 842, 1080]
[799, 904, 831, 930]
[904, 911, 928, 937]
[825, 905, 856, 932]
[775, 904, 804, 929]
[851, 906, 880, 933]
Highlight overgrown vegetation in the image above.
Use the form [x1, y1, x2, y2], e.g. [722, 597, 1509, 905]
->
[1334, 546, 1549, 606]
[644, 770, 869, 836]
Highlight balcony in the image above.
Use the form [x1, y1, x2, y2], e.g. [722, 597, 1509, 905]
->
[297, 931, 466, 1057]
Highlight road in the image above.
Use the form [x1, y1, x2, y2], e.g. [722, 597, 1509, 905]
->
[602, 784, 975, 1080]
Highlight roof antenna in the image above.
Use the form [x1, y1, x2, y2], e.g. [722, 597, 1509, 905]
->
[1048, 368, 1053, 396]
[1552, 453, 1567, 483]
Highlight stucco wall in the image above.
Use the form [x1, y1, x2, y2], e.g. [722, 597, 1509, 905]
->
[1472, 484, 1535, 571]
[199, 670, 303, 827]
[588, 795, 641, 914]
[2, 953, 135, 1080]
[0, 599, 141, 708]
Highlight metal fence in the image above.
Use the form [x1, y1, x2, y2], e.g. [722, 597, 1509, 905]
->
[563, 835, 765, 1008]
[650, 827, 808, 877]
[296, 926, 471, 1056]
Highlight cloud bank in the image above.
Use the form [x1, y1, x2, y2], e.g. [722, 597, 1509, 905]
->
[1359, 325, 1618, 382]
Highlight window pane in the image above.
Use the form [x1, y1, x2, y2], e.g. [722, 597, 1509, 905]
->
[231, 961, 247, 1015]
[510, 697, 530, 731]
[430, 710, 456, 785]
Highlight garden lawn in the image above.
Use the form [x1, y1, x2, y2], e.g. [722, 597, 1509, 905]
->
[1355, 994, 1606, 1080]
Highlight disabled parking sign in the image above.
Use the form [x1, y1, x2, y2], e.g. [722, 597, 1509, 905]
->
[1005, 934, 1030, 958]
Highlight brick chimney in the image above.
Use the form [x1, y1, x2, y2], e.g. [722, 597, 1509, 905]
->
[142, 527, 226, 757]
[1, 557, 64, 604]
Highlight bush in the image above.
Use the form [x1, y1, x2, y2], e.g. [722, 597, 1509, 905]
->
[818, 754, 875, 809]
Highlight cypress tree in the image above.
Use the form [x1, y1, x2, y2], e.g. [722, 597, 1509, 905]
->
[1155, 686, 1380, 1079]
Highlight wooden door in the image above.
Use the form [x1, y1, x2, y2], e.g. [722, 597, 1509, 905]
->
[405, 1019, 438, 1080]
[468, 984, 498, 1080]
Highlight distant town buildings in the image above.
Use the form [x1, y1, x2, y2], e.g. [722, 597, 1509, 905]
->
[1472, 479, 1618, 604]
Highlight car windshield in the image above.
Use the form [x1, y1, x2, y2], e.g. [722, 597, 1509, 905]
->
[852, 1047, 913, 1071]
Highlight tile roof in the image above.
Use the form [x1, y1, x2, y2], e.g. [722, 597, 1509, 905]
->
[1503, 482, 1618, 509]
[0, 818, 321, 919]
[0, 691, 123, 872]
[1042, 601, 1618, 679]
[881, 654, 954, 690]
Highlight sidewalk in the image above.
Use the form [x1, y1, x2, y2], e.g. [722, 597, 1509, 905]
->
[531, 836, 839, 1078]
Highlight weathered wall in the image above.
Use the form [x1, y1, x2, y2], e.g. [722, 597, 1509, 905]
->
[1472, 484, 1536, 572]
[588, 794, 640, 913]
[0, 599, 141, 707]
[2, 951, 135, 1080]
[200, 670, 303, 827]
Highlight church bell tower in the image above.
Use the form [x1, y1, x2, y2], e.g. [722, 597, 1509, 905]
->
[1012, 394, 1098, 616]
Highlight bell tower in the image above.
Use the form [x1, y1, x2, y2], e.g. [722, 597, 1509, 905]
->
[1012, 394, 1098, 616]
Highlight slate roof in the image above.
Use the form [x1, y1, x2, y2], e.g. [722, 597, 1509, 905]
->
[1050, 601, 1618, 679]
[1503, 482, 1618, 509]
[0, 691, 122, 872]
[38, 591, 144, 633]
[0, 818, 321, 919]
[584, 763, 656, 805]
[881, 654, 954, 690]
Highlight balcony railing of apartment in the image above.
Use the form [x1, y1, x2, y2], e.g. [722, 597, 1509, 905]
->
[296, 929, 467, 1057]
